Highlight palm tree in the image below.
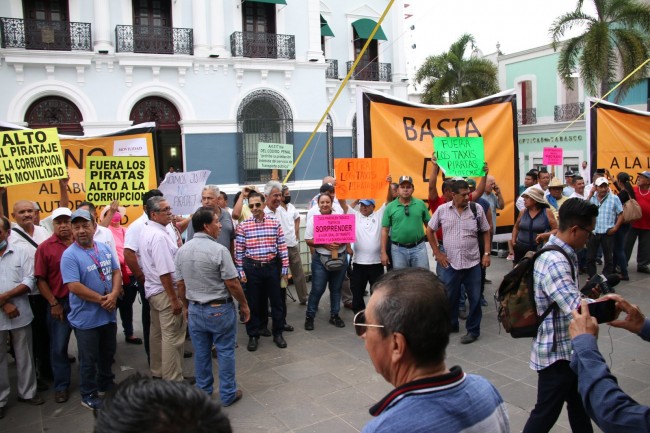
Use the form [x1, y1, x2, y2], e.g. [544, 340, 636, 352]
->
[415, 34, 499, 105]
[550, 0, 650, 102]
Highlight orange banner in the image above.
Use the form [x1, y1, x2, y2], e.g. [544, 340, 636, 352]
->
[334, 158, 389, 201]
[590, 100, 650, 184]
[5, 130, 157, 226]
[358, 90, 518, 230]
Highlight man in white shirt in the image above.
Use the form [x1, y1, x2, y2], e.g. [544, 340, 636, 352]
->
[280, 185, 307, 304]
[516, 170, 539, 211]
[579, 161, 590, 184]
[570, 176, 587, 200]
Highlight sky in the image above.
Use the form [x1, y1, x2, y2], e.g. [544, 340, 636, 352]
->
[404, 0, 596, 76]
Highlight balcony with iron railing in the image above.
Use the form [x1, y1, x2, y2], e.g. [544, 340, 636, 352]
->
[115, 25, 193, 55]
[230, 31, 295, 59]
[554, 102, 584, 122]
[346, 60, 391, 82]
[517, 108, 537, 126]
[325, 59, 338, 79]
[0, 17, 91, 51]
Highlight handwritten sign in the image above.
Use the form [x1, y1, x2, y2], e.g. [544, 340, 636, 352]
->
[0, 128, 66, 187]
[543, 147, 563, 165]
[433, 136, 485, 177]
[258, 142, 293, 169]
[158, 170, 211, 215]
[85, 156, 150, 205]
[334, 158, 389, 199]
[313, 214, 356, 244]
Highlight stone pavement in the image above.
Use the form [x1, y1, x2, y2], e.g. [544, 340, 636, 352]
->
[3, 253, 650, 433]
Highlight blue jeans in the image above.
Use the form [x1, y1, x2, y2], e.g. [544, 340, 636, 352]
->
[391, 242, 429, 270]
[46, 297, 72, 392]
[307, 252, 348, 318]
[445, 265, 482, 336]
[74, 322, 116, 398]
[613, 223, 630, 277]
[188, 302, 237, 404]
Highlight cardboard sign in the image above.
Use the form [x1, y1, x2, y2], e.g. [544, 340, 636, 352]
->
[0, 128, 66, 186]
[158, 170, 211, 215]
[313, 214, 356, 244]
[543, 147, 563, 165]
[334, 158, 389, 200]
[257, 142, 294, 169]
[433, 136, 485, 177]
[85, 156, 150, 205]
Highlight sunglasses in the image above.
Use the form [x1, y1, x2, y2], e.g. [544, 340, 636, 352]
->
[248, 202, 263, 209]
[353, 310, 385, 336]
[155, 206, 172, 213]
[404, 204, 410, 216]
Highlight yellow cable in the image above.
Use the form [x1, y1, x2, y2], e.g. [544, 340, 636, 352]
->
[282, 0, 395, 184]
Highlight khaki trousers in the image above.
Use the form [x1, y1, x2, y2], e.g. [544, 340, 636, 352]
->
[148, 291, 187, 381]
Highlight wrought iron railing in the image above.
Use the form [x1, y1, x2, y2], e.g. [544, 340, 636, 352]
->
[0, 17, 91, 51]
[115, 25, 193, 55]
[229, 31, 295, 59]
[517, 108, 537, 125]
[346, 60, 392, 82]
[554, 102, 584, 122]
[325, 59, 338, 79]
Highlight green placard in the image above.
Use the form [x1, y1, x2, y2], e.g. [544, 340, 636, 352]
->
[258, 142, 293, 170]
[433, 137, 485, 177]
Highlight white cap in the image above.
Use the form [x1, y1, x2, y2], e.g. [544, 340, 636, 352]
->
[52, 207, 72, 220]
[595, 177, 609, 186]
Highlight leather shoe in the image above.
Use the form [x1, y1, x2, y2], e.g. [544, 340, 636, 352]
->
[183, 350, 193, 358]
[223, 389, 243, 407]
[259, 328, 272, 337]
[125, 336, 143, 345]
[247, 336, 259, 352]
[638, 266, 650, 274]
[283, 324, 294, 332]
[183, 376, 196, 385]
[343, 301, 353, 309]
[17, 395, 45, 405]
[273, 335, 287, 349]
[305, 317, 314, 331]
[55, 389, 69, 404]
[460, 333, 478, 344]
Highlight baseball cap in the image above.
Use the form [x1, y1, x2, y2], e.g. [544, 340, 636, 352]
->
[359, 199, 375, 206]
[466, 178, 477, 188]
[398, 175, 413, 185]
[52, 207, 72, 220]
[638, 171, 650, 179]
[595, 177, 609, 186]
[71, 209, 93, 222]
[564, 170, 575, 177]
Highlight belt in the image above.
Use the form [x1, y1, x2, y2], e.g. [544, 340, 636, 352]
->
[191, 297, 233, 306]
[391, 238, 425, 249]
[244, 258, 277, 268]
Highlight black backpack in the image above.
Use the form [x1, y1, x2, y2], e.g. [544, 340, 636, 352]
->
[496, 245, 575, 338]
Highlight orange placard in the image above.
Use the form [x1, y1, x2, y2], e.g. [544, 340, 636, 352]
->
[334, 158, 389, 202]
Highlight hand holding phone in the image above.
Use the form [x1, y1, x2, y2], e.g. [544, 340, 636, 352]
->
[577, 298, 617, 324]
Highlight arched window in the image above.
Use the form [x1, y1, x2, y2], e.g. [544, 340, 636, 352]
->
[130, 96, 182, 180]
[25, 95, 83, 135]
[237, 90, 293, 183]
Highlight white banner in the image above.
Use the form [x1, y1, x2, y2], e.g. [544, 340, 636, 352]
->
[158, 170, 211, 215]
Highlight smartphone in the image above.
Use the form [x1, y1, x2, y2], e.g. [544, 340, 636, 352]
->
[577, 299, 617, 323]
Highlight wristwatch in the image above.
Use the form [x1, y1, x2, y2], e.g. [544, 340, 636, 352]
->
[483, 252, 490, 256]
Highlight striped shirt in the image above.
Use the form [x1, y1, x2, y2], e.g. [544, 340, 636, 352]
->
[235, 215, 289, 279]
[530, 235, 580, 371]
[589, 192, 623, 234]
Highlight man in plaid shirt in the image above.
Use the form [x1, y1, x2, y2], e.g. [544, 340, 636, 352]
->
[586, 177, 623, 277]
[235, 192, 289, 352]
[523, 198, 599, 433]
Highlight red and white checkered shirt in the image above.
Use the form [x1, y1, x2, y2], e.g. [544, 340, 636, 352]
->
[235, 215, 289, 279]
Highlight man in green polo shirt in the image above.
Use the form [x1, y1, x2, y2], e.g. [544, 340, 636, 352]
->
[381, 176, 430, 270]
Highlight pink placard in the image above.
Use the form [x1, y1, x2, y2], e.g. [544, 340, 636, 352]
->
[543, 147, 563, 165]
[313, 214, 356, 244]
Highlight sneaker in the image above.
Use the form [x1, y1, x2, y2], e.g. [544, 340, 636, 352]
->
[81, 394, 103, 411]
[506, 253, 514, 261]
[304, 317, 314, 331]
[329, 315, 345, 328]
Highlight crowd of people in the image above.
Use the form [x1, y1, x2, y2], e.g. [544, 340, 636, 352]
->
[0, 160, 649, 433]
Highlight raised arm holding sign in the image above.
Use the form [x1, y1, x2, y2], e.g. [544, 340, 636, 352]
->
[433, 137, 485, 177]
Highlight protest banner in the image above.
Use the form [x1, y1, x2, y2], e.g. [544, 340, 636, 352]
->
[589, 98, 650, 184]
[334, 158, 389, 199]
[5, 125, 157, 225]
[433, 137, 485, 177]
[543, 147, 563, 166]
[313, 214, 356, 244]
[157, 170, 211, 215]
[85, 156, 150, 205]
[258, 142, 294, 169]
[356, 88, 518, 231]
[0, 128, 66, 187]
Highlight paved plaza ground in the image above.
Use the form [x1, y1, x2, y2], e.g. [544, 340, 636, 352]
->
[2, 250, 650, 433]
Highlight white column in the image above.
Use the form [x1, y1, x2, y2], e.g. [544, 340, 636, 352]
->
[306, 0, 324, 61]
[210, 0, 228, 56]
[390, 0, 407, 83]
[192, 0, 209, 57]
[93, 0, 113, 53]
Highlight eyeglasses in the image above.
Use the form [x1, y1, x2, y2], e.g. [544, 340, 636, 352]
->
[248, 202, 263, 209]
[576, 225, 594, 238]
[353, 310, 385, 336]
[155, 206, 172, 213]
[404, 205, 410, 216]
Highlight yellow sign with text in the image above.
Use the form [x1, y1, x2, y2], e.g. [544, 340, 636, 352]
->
[85, 156, 150, 205]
